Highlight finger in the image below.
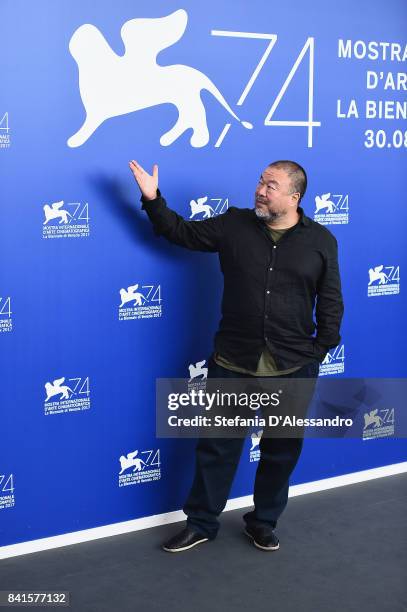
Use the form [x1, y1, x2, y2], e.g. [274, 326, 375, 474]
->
[128, 165, 139, 180]
[129, 161, 143, 180]
[131, 160, 145, 173]
[129, 160, 140, 173]
[152, 164, 158, 181]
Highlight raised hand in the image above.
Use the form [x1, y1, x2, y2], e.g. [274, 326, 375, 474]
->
[129, 160, 159, 201]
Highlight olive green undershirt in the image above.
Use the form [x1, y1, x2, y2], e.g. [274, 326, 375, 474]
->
[214, 225, 302, 376]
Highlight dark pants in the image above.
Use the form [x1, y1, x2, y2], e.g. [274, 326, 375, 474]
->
[183, 355, 320, 538]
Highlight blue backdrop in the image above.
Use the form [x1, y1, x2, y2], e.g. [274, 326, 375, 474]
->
[0, 0, 406, 548]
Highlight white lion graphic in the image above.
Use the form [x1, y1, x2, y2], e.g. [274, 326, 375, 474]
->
[45, 377, 74, 402]
[189, 197, 216, 219]
[250, 430, 263, 451]
[188, 360, 208, 381]
[119, 284, 146, 308]
[43, 201, 71, 225]
[315, 193, 335, 214]
[368, 265, 387, 286]
[67, 9, 252, 148]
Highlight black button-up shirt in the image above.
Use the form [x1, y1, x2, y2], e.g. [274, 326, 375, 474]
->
[141, 191, 344, 371]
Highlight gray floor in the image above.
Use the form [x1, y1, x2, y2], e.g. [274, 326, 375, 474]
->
[1, 474, 406, 612]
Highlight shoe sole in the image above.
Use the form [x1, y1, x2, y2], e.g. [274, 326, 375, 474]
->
[162, 537, 209, 553]
[244, 528, 280, 551]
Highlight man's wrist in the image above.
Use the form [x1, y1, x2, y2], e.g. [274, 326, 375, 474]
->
[140, 188, 161, 203]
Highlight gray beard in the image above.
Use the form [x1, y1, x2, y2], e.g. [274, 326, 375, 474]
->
[254, 207, 284, 223]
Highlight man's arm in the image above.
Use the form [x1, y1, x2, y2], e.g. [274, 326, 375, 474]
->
[129, 160, 224, 252]
[314, 235, 344, 358]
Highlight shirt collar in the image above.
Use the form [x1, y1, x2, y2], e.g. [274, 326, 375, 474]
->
[298, 206, 311, 226]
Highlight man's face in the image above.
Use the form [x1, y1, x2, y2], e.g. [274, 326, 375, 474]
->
[254, 166, 299, 222]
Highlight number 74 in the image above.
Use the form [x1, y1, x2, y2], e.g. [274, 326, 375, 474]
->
[211, 32, 320, 147]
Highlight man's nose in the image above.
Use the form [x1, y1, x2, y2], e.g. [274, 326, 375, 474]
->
[257, 184, 267, 197]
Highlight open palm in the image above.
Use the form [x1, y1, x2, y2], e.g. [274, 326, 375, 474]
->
[129, 160, 158, 200]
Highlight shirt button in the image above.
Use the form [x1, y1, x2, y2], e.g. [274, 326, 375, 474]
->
[273, 246, 277, 249]
[269, 267, 273, 271]
[266, 290, 270, 294]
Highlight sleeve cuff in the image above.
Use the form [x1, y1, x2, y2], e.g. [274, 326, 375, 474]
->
[140, 188, 162, 208]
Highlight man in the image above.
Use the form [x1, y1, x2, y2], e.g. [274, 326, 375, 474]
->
[129, 159, 344, 552]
